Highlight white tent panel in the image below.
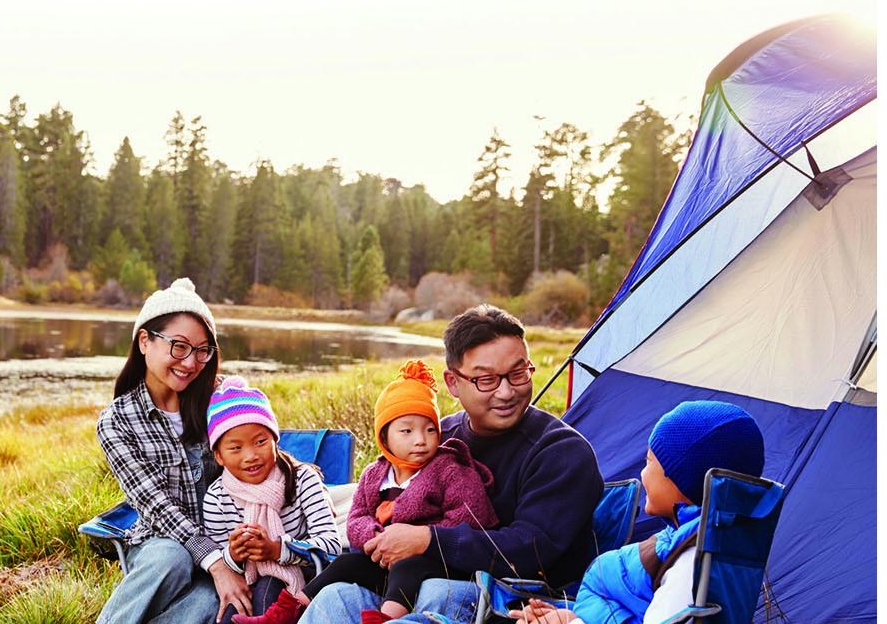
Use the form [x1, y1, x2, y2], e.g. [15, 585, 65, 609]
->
[569, 104, 876, 402]
[570, 162, 807, 400]
[615, 148, 876, 409]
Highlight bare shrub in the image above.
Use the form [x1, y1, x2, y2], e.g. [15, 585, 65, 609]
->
[368, 285, 412, 322]
[522, 271, 590, 326]
[0, 257, 19, 294]
[94, 279, 129, 307]
[414, 272, 484, 319]
[42, 244, 70, 284]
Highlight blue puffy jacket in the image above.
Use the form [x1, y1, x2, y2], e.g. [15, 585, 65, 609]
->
[572, 504, 700, 624]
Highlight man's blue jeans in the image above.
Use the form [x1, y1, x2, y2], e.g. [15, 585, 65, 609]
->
[299, 579, 481, 624]
[96, 537, 219, 624]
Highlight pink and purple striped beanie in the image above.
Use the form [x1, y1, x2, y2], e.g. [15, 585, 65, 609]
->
[207, 376, 279, 448]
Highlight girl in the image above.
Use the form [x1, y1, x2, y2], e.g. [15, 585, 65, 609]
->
[204, 376, 342, 624]
[96, 277, 244, 624]
[235, 360, 499, 624]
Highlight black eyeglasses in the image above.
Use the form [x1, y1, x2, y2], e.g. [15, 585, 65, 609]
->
[449, 365, 535, 392]
[149, 331, 217, 363]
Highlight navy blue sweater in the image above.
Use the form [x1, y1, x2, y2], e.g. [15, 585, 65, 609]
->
[427, 405, 603, 588]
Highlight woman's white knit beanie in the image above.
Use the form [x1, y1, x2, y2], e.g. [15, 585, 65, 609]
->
[132, 277, 216, 339]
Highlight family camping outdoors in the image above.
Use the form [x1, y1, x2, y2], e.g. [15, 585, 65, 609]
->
[0, 9, 874, 624]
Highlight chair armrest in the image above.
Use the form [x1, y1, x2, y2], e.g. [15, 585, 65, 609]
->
[658, 604, 722, 624]
[285, 538, 336, 577]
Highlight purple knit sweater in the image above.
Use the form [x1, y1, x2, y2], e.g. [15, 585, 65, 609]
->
[347, 438, 499, 550]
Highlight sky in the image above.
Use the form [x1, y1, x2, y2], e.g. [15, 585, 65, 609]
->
[0, 0, 878, 204]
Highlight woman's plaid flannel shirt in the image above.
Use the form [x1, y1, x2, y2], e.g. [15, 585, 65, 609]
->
[97, 381, 221, 565]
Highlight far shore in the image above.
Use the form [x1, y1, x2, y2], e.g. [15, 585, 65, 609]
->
[0, 297, 370, 325]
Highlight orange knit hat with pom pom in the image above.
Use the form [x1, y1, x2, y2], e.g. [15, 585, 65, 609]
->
[374, 360, 441, 469]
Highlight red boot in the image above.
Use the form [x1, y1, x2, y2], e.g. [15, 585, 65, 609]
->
[232, 589, 306, 624]
[359, 610, 393, 624]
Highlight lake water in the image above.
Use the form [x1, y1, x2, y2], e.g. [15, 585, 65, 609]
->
[0, 310, 443, 366]
[0, 309, 445, 413]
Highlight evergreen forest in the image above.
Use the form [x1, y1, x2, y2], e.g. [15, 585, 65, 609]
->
[0, 95, 691, 324]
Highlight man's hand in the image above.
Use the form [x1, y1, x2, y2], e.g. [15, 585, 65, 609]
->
[508, 598, 578, 623]
[364, 523, 431, 567]
[208, 559, 251, 622]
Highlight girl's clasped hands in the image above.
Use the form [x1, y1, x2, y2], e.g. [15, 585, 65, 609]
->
[228, 523, 281, 564]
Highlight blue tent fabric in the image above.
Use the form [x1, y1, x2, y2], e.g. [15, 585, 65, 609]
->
[560, 15, 876, 622]
[563, 369, 820, 538]
[563, 372, 877, 621]
[582, 14, 876, 344]
[765, 401, 877, 621]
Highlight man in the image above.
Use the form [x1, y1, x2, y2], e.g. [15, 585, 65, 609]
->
[300, 304, 604, 624]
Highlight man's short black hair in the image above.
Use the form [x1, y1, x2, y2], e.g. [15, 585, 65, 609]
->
[443, 304, 525, 368]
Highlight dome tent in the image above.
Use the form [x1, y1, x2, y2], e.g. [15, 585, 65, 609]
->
[559, 14, 876, 623]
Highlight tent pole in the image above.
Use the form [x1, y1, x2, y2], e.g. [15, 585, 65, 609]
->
[531, 356, 572, 406]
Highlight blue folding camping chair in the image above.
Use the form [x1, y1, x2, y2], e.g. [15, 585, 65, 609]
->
[470, 478, 641, 623]
[660, 468, 785, 624]
[79, 428, 355, 575]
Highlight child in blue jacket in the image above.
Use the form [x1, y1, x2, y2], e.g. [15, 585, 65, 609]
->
[511, 400, 765, 624]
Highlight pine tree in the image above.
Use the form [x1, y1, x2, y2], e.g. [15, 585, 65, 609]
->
[469, 129, 511, 268]
[105, 137, 147, 253]
[203, 163, 238, 301]
[23, 104, 93, 268]
[378, 180, 409, 284]
[90, 228, 130, 284]
[177, 116, 213, 290]
[144, 168, 183, 286]
[0, 132, 25, 266]
[350, 225, 388, 309]
[598, 102, 686, 304]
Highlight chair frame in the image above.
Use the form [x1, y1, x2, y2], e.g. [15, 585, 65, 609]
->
[660, 468, 786, 624]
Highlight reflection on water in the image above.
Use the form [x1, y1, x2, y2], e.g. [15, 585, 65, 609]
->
[0, 315, 443, 368]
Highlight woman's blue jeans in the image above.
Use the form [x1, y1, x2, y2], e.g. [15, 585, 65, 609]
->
[96, 537, 219, 624]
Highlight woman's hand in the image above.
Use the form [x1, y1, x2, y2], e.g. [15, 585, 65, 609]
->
[208, 559, 251, 622]
[508, 598, 579, 623]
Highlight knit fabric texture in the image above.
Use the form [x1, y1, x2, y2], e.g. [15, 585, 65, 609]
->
[374, 360, 441, 469]
[648, 400, 765, 505]
[207, 375, 279, 449]
[132, 277, 216, 339]
[221, 466, 305, 593]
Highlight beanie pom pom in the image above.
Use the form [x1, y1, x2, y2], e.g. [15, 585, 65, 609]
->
[398, 360, 437, 392]
[219, 375, 248, 391]
[170, 277, 196, 292]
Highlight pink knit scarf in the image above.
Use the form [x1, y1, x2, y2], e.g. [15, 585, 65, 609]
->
[221, 466, 305, 593]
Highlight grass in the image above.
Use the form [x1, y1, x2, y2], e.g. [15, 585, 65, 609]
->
[0, 326, 581, 622]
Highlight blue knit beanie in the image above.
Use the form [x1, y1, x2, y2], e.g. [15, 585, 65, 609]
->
[648, 400, 765, 505]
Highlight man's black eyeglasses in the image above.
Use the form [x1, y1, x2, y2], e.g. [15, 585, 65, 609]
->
[449, 365, 535, 392]
[149, 331, 217, 363]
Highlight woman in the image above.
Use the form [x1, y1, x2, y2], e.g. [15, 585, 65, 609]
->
[96, 277, 250, 624]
